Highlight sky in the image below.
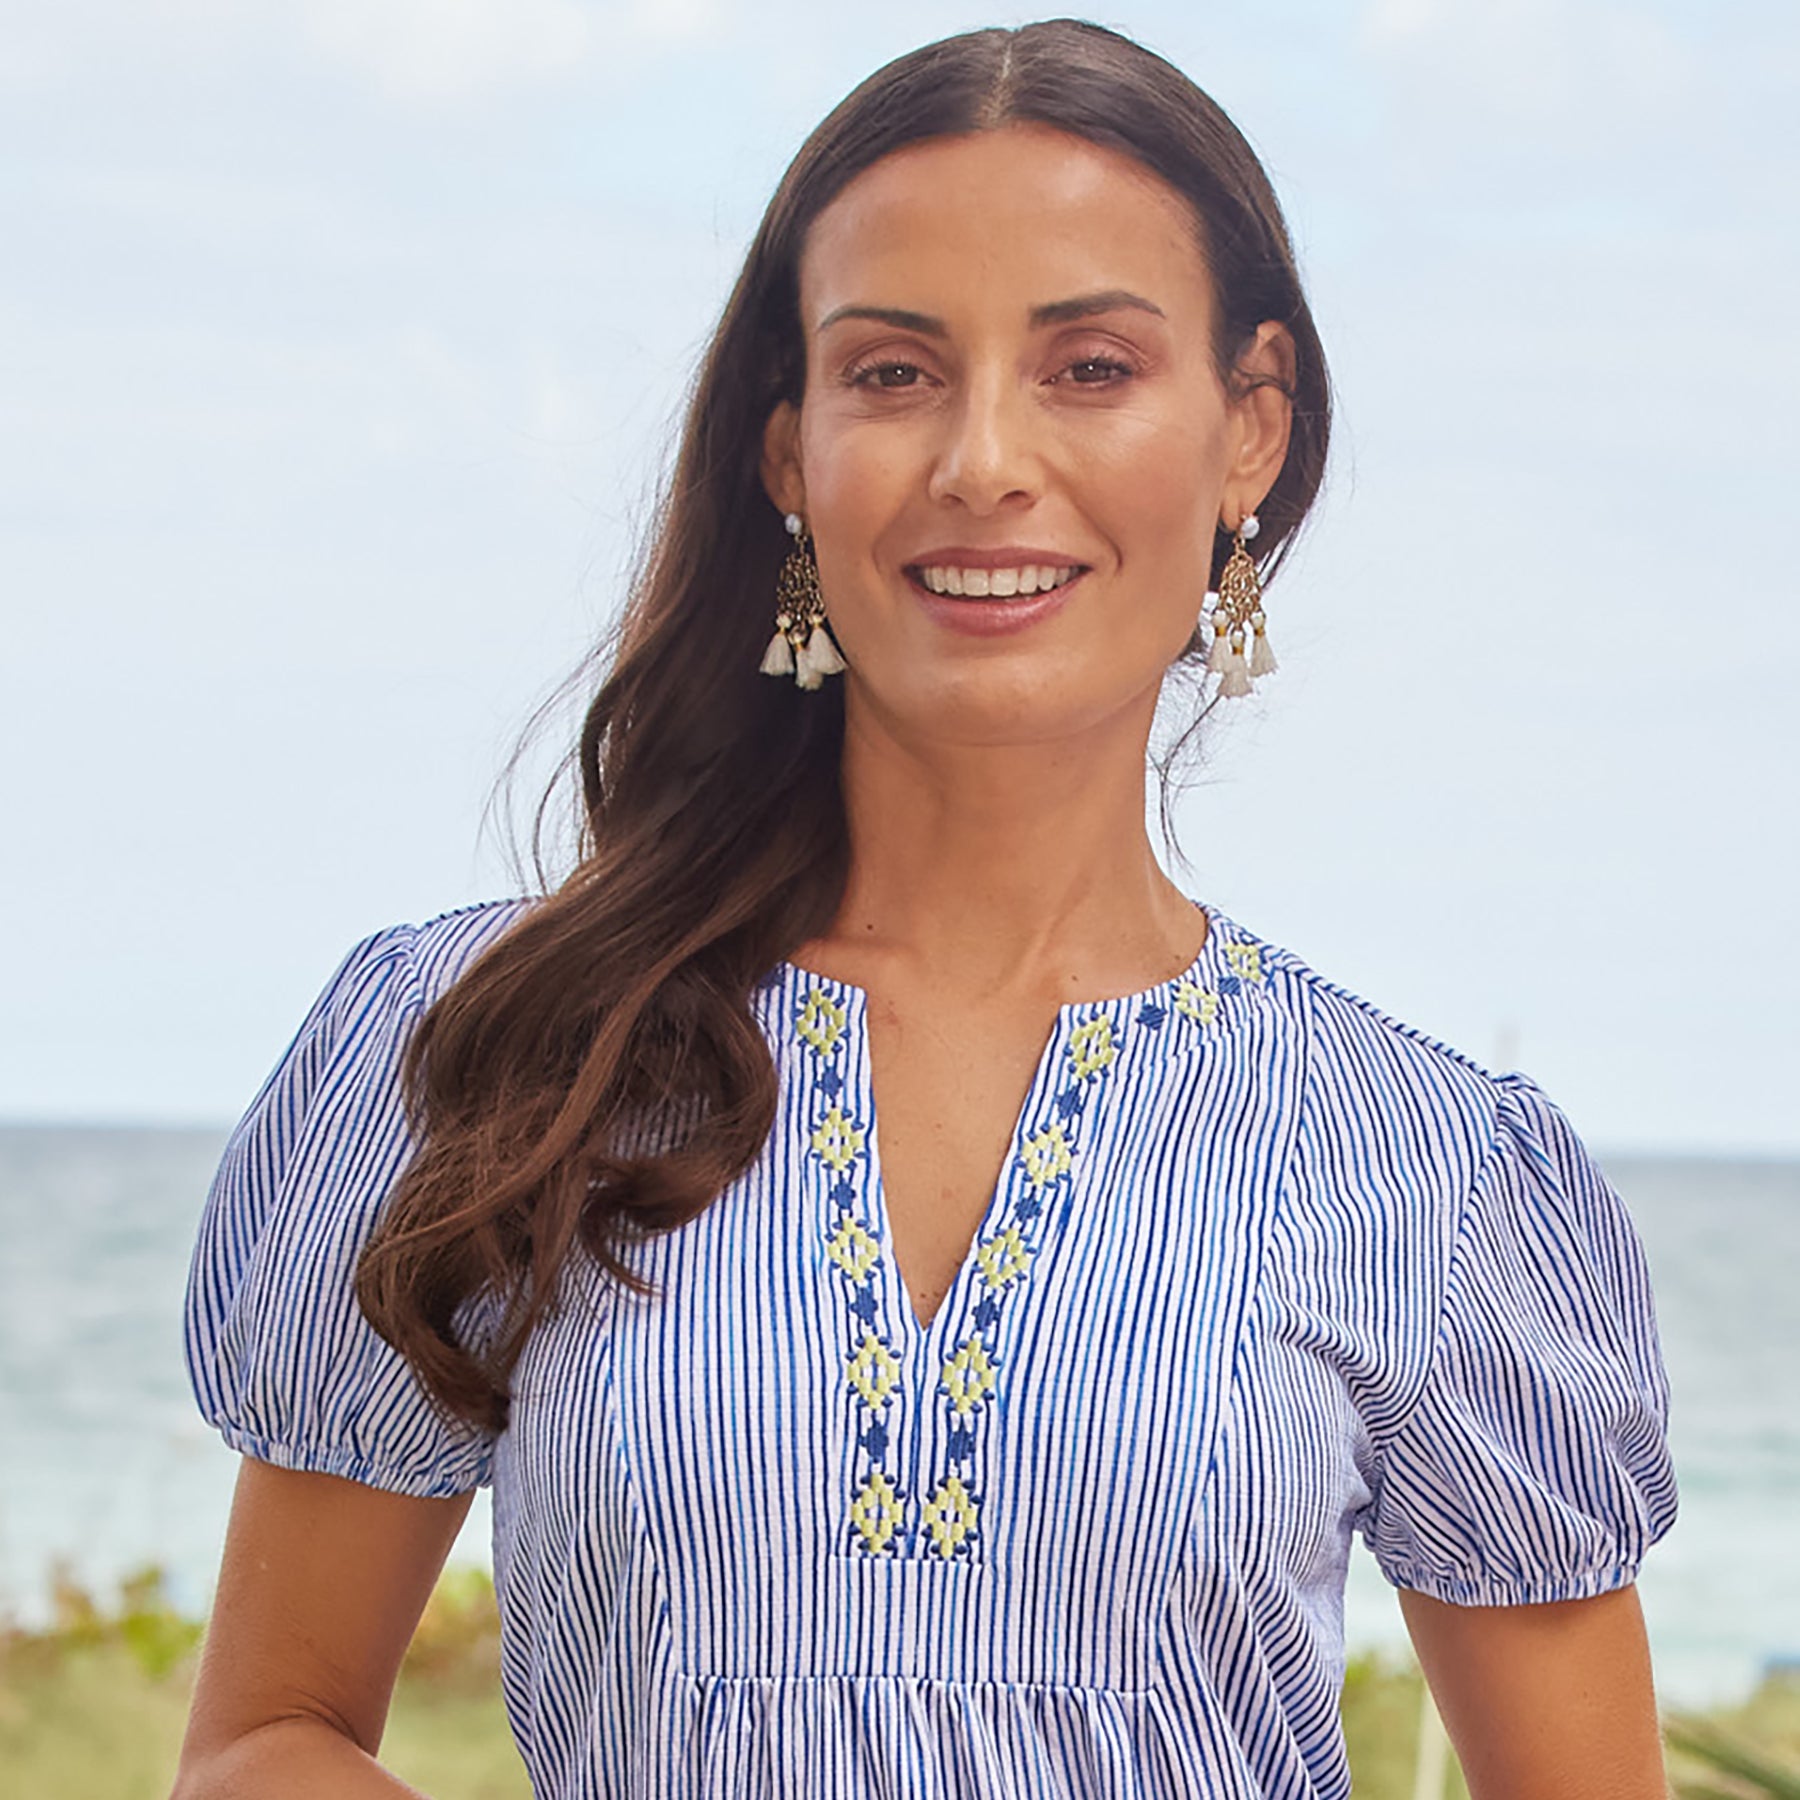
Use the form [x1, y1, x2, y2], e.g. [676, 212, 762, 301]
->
[4, 0, 1797, 1152]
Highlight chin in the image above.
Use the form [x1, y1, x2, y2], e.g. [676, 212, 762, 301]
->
[855, 662, 1146, 752]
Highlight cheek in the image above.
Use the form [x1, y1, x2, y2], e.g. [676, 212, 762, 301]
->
[1095, 420, 1226, 603]
[798, 412, 911, 539]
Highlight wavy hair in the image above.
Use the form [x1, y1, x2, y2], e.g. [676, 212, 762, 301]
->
[355, 18, 1333, 1429]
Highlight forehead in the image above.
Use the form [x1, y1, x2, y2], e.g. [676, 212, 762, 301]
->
[798, 123, 1213, 324]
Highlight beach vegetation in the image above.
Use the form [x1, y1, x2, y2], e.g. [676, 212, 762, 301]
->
[2, 1563, 1795, 1798]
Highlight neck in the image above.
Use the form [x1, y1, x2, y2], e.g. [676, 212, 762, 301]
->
[812, 688, 1206, 1005]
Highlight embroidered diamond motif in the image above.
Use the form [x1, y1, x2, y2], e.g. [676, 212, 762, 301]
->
[850, 1468, 903, 1555]
[795, 988, 848, 1058]
[825, 1213, 880, 1284]
[1173, 978, 1219, 1026]
[1066, 1016, 1117, 1080]
[1224, 941, 1264, 985]
[974, 1225, 1032, 1291]
[1137, 1001, 1169, 1029]
[923, 1473, 979, 1559]
[846, 1331, 901, 1409]
[941, 1336, 997, 1418]
[810, 1104, 865, 1174]
[1019, 1121, 1074, 1193]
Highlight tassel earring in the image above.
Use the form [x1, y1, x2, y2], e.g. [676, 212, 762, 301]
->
[1203, 511, 1275, 698]
[761, 512, 847, 690]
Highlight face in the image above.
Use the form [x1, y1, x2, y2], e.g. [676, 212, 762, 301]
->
[761, 122, 1294, 752]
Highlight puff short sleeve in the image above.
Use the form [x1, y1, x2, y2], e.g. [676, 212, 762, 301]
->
[183, 925, 496, 1497]
[1362, 1072, 1678, 1606]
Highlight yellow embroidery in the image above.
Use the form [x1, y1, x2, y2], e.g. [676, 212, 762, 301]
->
[1066, 1016, 1117, 1080]
[825, 1214, 880, 1284]
[1019, 1122, 1073, 1193]
[974, 1225, 1032, 1292]
[923, 1474, 979, 1558]
[850, 1468, 903, 1554]
[795, 987, 847, 1058]
[941, 1337, 997, 1418]
[1173, 978, 1219, 1025]
[810, 1104, 865, 1174]
[846, 1331, 901, 1409]
[1224, 941, 1264, 984]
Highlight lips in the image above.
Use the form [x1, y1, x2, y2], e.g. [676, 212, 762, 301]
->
[901, 558, 1090, 638]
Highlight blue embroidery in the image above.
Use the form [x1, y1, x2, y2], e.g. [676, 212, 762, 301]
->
[793, 932, 1272, 1566]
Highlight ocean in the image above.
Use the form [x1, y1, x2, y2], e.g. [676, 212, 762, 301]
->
[1, 1125, 1793, 1708]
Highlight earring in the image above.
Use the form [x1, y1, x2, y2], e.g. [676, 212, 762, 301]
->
[1204, 511, 1276, 698]
[760, 512, 847, 690]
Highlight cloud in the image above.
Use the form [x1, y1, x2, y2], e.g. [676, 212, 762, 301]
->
[296, 0, 596, 102]
[1358, 0, 1697, 138]
[0, 0, 731, 107]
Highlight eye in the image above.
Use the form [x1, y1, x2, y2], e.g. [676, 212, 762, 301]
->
[847, 360, 926, 390]
[1054, 356, 1137, 387]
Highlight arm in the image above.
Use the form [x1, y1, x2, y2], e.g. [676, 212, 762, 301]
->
[1399, 1583, 1668, 1800]
[172, 1458, 476, 1799]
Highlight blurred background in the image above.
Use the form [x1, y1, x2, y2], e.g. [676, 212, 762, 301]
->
[2, 0, 1795, 1723]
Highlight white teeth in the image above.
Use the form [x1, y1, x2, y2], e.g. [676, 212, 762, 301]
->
[915, 563, 1082, 597]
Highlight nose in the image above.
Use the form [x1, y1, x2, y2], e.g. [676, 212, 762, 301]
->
[925, 368, 1042, 514]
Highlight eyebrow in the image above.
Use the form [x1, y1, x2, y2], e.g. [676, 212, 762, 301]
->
[814, 289, 1166, 335]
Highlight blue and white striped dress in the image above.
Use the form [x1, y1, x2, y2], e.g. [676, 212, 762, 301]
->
[184, 898, 1677, 1798]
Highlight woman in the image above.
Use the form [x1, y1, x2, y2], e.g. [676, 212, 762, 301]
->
[174, 20, 1676, 1799]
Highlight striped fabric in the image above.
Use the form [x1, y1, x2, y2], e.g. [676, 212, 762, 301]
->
[184, 899, 1677, 1798]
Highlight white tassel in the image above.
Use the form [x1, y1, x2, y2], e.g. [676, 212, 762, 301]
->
[1206, 621, 1234, 674]
[1218, 628, 1252, 698]
[795, 624, 846, 689]
[1249, 621, 1278, 678]
[760, 629, 795, 677]
[807, 621, 847, 676]
[793, 631, 825, 689]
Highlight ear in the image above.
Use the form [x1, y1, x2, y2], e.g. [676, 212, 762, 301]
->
[1227, 321, 1296, 522]
[759, 399, 806, 519]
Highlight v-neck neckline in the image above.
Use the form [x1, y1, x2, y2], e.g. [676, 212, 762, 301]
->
[771, 899, 1227, 1339]
[755, 899, 1277, 1563]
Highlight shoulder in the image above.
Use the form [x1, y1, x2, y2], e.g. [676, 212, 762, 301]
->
[220, 897, 538, 1154]
[1213, 909, 1540, 1209]
[321, 897, 538, 1017]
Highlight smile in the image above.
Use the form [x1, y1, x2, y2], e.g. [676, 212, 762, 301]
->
[901, 557, 1090, 639]
[907, 563, 1085, 597]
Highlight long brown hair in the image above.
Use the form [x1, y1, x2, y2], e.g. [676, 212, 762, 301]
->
[354, 19, 1333, 1430]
